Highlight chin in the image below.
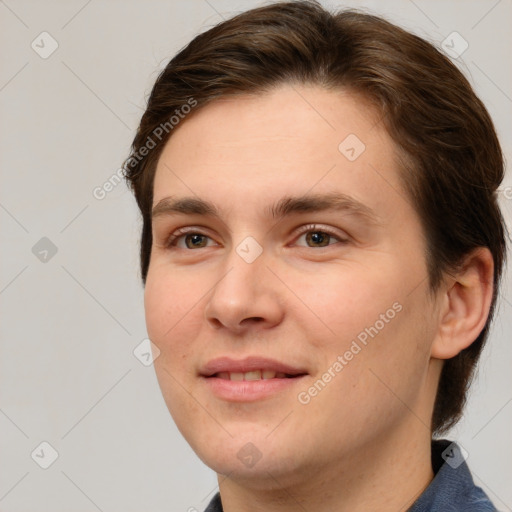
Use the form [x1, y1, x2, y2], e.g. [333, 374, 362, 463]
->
[190, 433, 307, 485]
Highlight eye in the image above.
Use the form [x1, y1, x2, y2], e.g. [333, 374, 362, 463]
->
[293, 225, 347, 248]
[164, 225, 347, 250]
[167, 228, 217, 249]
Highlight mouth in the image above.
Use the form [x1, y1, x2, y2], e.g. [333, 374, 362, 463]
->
[200, 356, 308, 401]
[212, 370, 304, 381]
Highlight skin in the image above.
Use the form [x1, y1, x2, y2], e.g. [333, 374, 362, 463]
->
[144, 84, 494, 512]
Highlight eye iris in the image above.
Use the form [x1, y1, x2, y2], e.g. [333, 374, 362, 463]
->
[306, 231, 330, 247]
[185, 234, 207, 248]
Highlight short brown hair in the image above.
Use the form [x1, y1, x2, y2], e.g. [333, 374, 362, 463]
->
[124, 0, 506, 434]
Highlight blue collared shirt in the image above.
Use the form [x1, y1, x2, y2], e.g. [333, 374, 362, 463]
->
[203, 440, 496, 511]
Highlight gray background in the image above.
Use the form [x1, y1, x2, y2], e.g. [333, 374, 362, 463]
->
[0, 0, 511, 511]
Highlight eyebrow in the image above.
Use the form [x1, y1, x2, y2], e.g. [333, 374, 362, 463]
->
[151, 192, 381, 225]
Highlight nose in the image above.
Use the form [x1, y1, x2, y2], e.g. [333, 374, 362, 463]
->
[204, 246, 285, 333]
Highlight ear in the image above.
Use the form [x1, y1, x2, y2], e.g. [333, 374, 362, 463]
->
[431, 247, 494, 360]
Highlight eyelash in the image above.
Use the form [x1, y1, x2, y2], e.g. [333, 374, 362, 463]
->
[165, 224, 348, 249]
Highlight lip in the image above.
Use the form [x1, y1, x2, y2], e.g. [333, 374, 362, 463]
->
[200, 356, 308, 402]
[200, 356, 308, 377]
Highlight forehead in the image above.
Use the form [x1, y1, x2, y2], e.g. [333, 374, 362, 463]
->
[152, 84, 405, 220]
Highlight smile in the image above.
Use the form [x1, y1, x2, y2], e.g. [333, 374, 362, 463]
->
[214, 370, 294, 381]
[200, 356, 308, 401]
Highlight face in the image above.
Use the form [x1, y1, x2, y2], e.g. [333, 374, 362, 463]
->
[145, 84, 441, 486]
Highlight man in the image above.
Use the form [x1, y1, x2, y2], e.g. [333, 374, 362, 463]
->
[124, 1, 505, 510]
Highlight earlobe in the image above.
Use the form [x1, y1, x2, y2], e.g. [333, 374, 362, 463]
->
[431, 247, 494, 360]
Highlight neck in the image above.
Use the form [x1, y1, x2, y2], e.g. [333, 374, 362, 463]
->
[216, 423, 434, 512]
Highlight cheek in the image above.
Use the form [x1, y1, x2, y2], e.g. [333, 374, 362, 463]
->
[144, 268, 204, 361]
[144, 271, 203, 420]
[295, 260, 432, 390]
[287, 260, 405, 350]
[299, 298, 432, 445]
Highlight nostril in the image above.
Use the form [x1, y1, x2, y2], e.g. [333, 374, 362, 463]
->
[207, 317, 224, 329]
[241, 317, 265, 325]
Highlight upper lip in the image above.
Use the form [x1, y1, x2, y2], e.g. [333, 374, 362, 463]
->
[200, 356, 308, 377]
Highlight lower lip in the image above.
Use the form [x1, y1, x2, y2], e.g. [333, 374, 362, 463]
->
[201, 375, 306, 402]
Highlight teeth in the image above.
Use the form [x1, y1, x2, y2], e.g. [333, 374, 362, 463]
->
[245, 370, 261, 381]
[215, 370, 289, 381]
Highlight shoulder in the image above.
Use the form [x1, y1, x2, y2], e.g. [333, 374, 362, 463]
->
[408, 439, 497, 512]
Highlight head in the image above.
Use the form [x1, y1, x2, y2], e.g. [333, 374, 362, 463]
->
[124, 0, 505, 482]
